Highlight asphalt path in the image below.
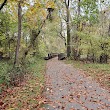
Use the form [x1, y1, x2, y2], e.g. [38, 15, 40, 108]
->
[44, 57, 110, 110]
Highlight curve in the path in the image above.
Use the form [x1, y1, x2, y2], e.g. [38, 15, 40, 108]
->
[44, 58, 110, 110]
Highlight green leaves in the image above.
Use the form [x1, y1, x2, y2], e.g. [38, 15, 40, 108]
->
[81, 0, 99, 23]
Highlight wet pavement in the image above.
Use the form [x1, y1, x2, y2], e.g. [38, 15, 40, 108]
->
[44, 58, 110, 110]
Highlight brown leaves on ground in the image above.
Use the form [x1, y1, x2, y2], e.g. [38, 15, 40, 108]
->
[83, 69, 110, 91]
[70, 60, 110, 91]
[0, 74, 45, 110]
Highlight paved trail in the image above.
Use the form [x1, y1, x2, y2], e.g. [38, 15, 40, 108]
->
[44, 58, 110, 110]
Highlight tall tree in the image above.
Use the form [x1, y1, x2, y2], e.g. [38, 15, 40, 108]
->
[65, 0, 71, 57]
[14, 0, 22, 65]
[74, 0, 81, 60]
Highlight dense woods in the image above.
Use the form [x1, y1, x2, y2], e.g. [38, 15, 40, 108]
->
[0, 0, 110, 84]
[0, 0, 110, 93]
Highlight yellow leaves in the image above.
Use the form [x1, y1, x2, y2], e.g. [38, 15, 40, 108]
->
[8, 0, 48, 30]
[30, 7, 36, 13]
[41, 9, 47, 19]
[46, 1, 55, 9]
[0, 0, 4, 4]
[79, 22, 83, 31]
[24, 1, 48, 30]
[35, 1, 42, 8]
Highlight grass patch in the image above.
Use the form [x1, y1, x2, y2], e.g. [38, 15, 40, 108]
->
[66, 60, 110, 89]
[27, 56, 46, 84]
[0, 60, 13, 92]
[0, 56, 46, 110]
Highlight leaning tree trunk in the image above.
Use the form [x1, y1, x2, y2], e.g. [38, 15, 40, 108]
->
[22, 17, 46, 60]
[14, 1, 22, 65]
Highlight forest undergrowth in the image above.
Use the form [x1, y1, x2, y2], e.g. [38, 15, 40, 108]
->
[0, 55, 46, 110]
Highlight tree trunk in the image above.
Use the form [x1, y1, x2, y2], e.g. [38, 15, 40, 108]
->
[65, 0, 71, 57]
[77, 0, 81, 31]
[14, 1, 22, 65]
[22, 19, 46, 60]
[108, 23, 110, 36]
[100, 53, 108, 63]
[73, 0, 81, 60]
[8, 41, 11, 58]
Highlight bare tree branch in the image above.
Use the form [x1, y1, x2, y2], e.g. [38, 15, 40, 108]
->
[0, 0, 7, 10]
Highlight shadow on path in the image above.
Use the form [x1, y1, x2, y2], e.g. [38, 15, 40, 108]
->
[44, 57, 110, 110]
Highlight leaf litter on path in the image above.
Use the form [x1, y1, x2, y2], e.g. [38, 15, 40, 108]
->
[44, 57, 110, 110]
